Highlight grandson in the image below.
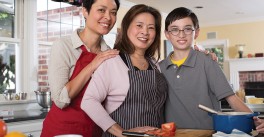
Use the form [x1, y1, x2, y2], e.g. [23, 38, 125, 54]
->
[159, 7, 263, 130]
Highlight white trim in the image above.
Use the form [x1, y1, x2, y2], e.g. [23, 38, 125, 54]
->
[0, 37, 20, 43]
[197, 39, 229, 61]
[229, 58, 264, 91]
[38, 41, 53, 46]
[22, 0, 38, 97]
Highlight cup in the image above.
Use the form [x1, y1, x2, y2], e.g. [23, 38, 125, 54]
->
[19, 92, 27, 100]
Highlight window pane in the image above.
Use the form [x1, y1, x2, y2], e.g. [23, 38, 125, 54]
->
[47, 0, 61, 22]
[37, 0, 48, 21]
[37, 19, 48, 41]
[0, 42, 16, 94]
[73, 7, 82, 26]
[38, 43, 51, 92]
[48, 21, 60, 42]
[61, 5, 73, 25]
[205, 46, 224, 69]
[0, 0, 15, 38]
[61, 23, 72, 37]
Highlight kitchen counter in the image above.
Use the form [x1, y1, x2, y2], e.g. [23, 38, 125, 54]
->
[175, 129, 214, 137]
[1, 109, 47, 123]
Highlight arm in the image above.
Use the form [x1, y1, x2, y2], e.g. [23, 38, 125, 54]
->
[49, 40, 119, 109]
[81, 57, 158, 136]
[226, 94, 252, 112]
[66, 49, 119, 98]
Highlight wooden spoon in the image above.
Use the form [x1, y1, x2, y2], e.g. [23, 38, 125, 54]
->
[198, 104, 227, 115]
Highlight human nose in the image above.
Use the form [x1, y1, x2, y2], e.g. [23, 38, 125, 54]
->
[177, 30, 186, 37]
[141, 26, 149, 35]
[104, 11, 111, 20]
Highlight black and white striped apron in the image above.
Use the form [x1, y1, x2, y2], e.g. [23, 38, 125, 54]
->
[103, 53, 168, 137]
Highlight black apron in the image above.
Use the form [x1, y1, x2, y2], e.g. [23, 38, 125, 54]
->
[103, 53, 168, 137]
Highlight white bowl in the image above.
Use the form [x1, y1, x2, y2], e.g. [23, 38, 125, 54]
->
[54, 135, 83, 137]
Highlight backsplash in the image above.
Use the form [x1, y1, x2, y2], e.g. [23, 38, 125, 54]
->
[239, 71, 264, 89]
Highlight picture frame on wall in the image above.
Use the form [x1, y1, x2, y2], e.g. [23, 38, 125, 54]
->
[164, 40, 173, 58]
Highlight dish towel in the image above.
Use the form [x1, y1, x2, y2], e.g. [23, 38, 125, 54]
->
[212, 129, 253, 137]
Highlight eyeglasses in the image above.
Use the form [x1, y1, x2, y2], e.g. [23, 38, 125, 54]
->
[168, 28, 194, 36]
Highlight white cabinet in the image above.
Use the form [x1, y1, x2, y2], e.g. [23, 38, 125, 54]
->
[6, 119, 43, 137]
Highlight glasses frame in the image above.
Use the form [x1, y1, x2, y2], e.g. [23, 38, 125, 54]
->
[168, 28, 195, 36]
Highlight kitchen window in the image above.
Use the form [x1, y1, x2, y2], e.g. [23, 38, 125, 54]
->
[0, 0, 17, 94]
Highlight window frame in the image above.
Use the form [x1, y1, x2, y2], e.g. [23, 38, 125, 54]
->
[0, 0, 38, 100]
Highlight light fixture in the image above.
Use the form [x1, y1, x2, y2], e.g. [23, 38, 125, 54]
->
[236, 44, 245, 58]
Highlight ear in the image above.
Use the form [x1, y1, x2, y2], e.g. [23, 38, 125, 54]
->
[82, 7, 89, 17]
[194, 28, 200, 39]
[164, 30, 170, 40]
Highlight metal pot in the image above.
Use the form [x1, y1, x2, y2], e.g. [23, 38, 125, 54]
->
[211, 112, 259, 134]
[35, 91, 52, 110]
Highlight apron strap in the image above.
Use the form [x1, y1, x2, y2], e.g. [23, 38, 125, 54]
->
[80, 45, 88, 52]
[124, 53, 135, 70]
[124, 53, 158, 71]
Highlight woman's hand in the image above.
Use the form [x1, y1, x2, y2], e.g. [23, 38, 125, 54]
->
[127, 126, 158, 133]
[89, 49, 119, 72]
[194, 45, 218, 61]
[254, 117, 264, 133]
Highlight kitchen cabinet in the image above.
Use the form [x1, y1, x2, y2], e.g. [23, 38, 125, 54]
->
[6, 119, 43, 137]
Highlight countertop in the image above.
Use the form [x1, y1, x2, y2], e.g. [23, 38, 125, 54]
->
[1, 109, 48, 123]
[175, 129, 214, 137]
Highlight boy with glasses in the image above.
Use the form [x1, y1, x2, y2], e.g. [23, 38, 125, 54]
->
[159, 7, 264, 131]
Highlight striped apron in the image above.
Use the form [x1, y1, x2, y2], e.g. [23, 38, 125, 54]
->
[103, 53, 168, 137]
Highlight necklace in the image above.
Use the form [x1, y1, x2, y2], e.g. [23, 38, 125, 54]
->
[130, 55, 149, 70]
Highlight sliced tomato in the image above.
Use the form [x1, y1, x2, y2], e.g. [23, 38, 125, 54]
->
[161, 122, 176, 132]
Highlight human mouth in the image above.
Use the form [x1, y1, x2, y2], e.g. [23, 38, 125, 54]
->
[100, 22, 110, 28]
[138, 37, 148, 42]
[177, 40, 187, 44]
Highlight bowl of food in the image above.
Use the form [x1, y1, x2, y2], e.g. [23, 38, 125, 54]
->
[35, 91, 52, 110]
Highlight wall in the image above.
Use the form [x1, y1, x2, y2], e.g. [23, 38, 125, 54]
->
[197, 21, 264, 59]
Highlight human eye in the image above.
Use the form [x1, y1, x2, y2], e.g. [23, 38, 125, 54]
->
[148, 25, 155, 30]
[170, 28, 179, 33]
[136, 24, 143, 28]
[111, 11, 117, 16]
[98, 8, 105, 13]
[184, 27, 194, 33]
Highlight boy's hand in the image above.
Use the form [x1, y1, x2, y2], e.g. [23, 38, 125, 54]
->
[194, 45, 218, 61]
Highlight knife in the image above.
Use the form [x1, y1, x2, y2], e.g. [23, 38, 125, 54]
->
[122, 131, 156, 136]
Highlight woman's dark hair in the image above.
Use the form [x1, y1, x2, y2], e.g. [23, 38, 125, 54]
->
[114, 4, 162, 60]
[165, 7, 199, 31]
[82, 0, 120, 13]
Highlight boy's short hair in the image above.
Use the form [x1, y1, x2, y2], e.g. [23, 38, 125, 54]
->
[165, 7, 199, 31]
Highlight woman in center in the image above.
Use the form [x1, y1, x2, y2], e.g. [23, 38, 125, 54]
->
[81, 4, 167, 137]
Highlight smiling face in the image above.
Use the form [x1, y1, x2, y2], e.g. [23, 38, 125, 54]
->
[83, 0, 117, 35]
[165, 17, 199, 51]
[127, 12, 156, 52]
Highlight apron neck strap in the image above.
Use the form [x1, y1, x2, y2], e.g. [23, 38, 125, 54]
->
[124, 53, 157, 71]
[80, 45, 88, 52]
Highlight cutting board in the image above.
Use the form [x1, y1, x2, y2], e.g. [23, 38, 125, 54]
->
[175, 129, 214, 137]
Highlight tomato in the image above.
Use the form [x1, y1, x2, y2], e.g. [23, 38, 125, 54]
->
[0, 119, 7, 137]
[161, 122, 176, 132]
